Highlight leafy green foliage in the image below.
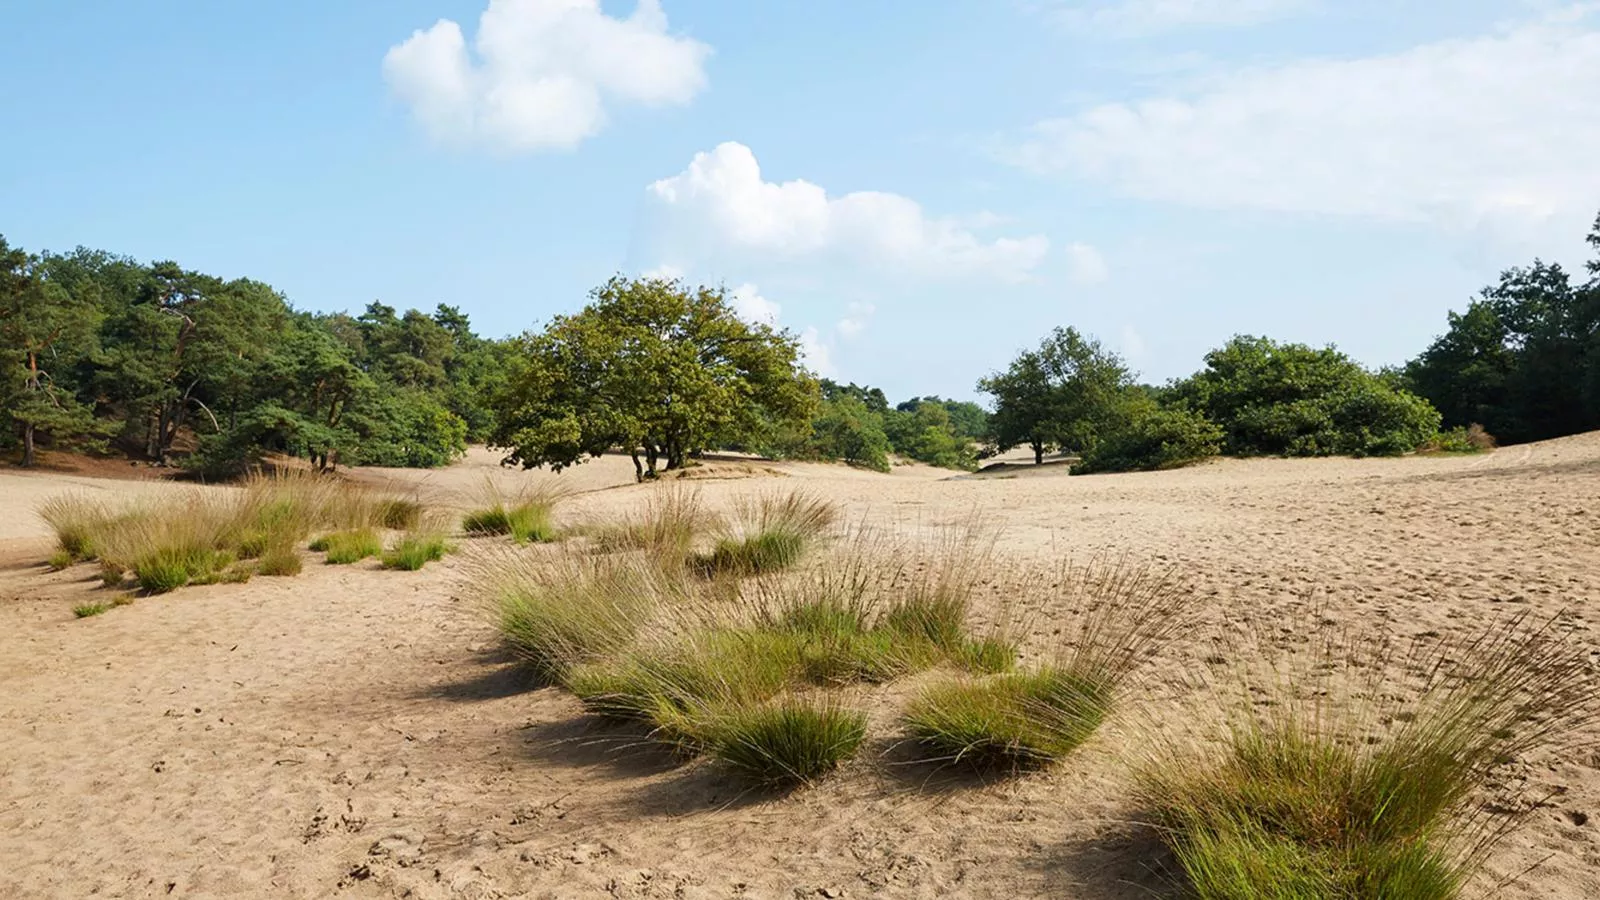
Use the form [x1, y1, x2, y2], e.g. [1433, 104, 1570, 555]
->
[491, 276, 817, 481]
[979, 327, 1134, 463]
[1174, 336, 1441, 457]
[1406, 216, 1600, 444]
[1074, 402, 1223, 474]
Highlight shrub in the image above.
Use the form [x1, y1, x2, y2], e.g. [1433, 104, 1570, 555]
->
[1420, 423, 1497, 455]
[382, 529, 449, 570]
[904, 669, 1110, 769]
[256, 545, 303, 576]
[317, 528, 382, 564]
[701, 696, 868, 789]
[1142, 613, 1600, 899]
[1074, 404, 1223, 474]
[73, 602, 110, 619]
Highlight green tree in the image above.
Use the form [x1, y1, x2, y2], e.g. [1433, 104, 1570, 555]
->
[0, 237, 106, 465]
[1176, 336, 1440, 457]
[492, 276, 818, 480]
[978, 327, 1134, 464]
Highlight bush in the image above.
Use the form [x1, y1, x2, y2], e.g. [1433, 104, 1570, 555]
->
[1142, 613, 1600, 899]
[1420, 423, 1497, 455]
[1174, 336, 1443, 458]
[382, 530, 449, 570]
[701, 696, 868, 788]
[316, 528, 382, 564]
[1074, 405, 1223, 474]
[803, 395, 892, 472]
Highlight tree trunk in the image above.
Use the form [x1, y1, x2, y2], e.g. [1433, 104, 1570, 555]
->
[21, 422, 36, 468]
[1033, 440, 1044, 465]
[631, 451, 644, 483]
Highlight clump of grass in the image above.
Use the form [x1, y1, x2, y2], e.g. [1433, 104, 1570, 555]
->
[901, 557, 1192, 772]
[376, 497, 424, 530]
[382, 528, 450, 570]
[695, 491, 839, 577]
[47, 549, 76, 571]
[256, 545, 303, 576]
[316, 528, 382, 565]
[477, 550, 662, 683]
[73, 602, 111, 618]
[591, 482, 715, 565]
[699, 695, 868, 789]
[904, 669, 1110, 770]
[1142, 612, 1600, 900]
[463, 481, 563, 543]
[39, 494, 112, 562]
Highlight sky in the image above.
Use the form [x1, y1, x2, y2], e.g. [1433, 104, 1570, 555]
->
[4, 0, 1599, 402]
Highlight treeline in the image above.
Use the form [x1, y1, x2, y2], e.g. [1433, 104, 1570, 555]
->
[5, 211, 1599, 477]
[1, 236, 507, 473]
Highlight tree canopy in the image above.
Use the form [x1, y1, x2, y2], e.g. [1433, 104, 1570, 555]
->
[978, 326, 1135, 464]
[490, 276, 818, 480]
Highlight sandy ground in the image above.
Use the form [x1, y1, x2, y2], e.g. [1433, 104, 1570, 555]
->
[2, 440, 1599, 899]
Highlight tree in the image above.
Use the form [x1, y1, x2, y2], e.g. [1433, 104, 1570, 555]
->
[978, 327, 1134, 464]
[0, 237, 106, 465]
[491, 276, 818, 481]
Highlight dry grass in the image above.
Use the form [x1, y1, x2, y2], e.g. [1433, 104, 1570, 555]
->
[590, 482, 717, 566]
[695, 491, 840, 577]
[1140, 612, 1600, 899]
[462, 479, 565, 543]
[37, 470, 420, 594]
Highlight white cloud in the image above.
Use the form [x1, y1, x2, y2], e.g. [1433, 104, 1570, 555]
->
[798, 326, 836, 377]
[640, 262, 684, 281]
[729, 282, 781, 326]
[836, 302, 874, 340]
[384, 0, 710, 151]
[1120, 324, 1148, 363]
[1046, 0, 1310, 35]
[1065, 242, 1110, 284]
[1006, 11, 1600, 240]
[645, 142, 1049, 282]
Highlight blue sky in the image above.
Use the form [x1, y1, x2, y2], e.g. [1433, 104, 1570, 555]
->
[4, 0, 1598, 402]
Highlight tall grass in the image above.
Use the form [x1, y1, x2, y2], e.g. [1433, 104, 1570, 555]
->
[382, 524, 450, 570]
[902, 557, 1193, 771]
[1141, 612, 1600, 899]
[37, 469, 418, 593]
[462, 480, 564, 543]
[591, 482, 716, 566]
[696, 491, 839, 577]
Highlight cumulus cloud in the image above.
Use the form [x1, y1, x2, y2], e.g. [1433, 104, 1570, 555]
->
[729, 283, 781, 326]
[645, 142, 1049, 281]
[1065, 242, 1110, 284]
[798, 326, 836, 377]
[1006, 10, 1600, 239]
[1045, 0, 1310, 35]
[384, 0, 710, 151]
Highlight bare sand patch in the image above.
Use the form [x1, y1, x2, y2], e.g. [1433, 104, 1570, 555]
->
[2, 437, 1598, 898]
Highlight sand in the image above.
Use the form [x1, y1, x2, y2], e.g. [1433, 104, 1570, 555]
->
[2, 439, 1598, 898]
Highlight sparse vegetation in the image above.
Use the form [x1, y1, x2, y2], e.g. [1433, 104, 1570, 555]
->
[36, 470, 422, 597]
[591, 482, 715, 566]
[73, 602, 110, 618]
[1420, 423, 1497, 455]
[1141, 613, 1600, 900]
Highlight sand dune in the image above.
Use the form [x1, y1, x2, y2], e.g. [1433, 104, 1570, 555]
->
[2, 437, 1598, 898]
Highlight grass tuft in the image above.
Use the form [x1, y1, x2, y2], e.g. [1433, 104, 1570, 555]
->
[700, 696, 868, 789]
[694, 491, 838, 577]
[47, 549, 75, 571]
[317, 528, 382, 565]
[591, 483, 715, 566]
[256, 545, 303, 576]
[73, 602, 111, 619]
[1142, 612, 1600, 900]
[463, 480, 563, 543]
[904, 669, 1110, 770]
[382, 528, 450, 570]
